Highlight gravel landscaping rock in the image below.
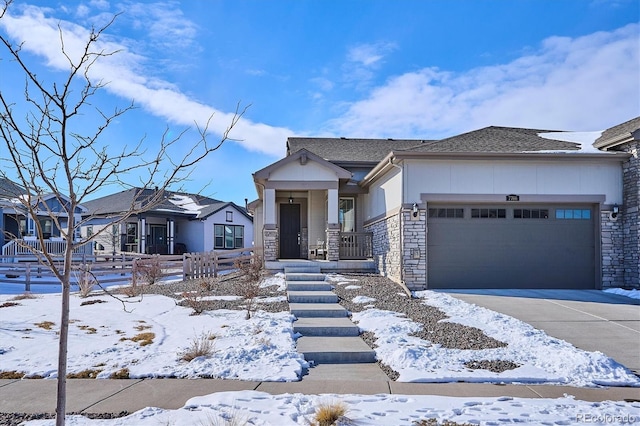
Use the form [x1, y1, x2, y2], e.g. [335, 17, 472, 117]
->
[110, 271, 288, 314]
[331, 273, 507, 350]
[0, 412, 129, 426]
[330, 273, 521, 379]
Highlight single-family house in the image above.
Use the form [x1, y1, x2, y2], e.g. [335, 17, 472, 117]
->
[81, 188, 253, 255]
[250, 116, 639, 290]
[1, 177, 89, 256]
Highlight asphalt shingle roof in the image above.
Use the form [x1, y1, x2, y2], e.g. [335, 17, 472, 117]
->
[287, 137, 429, 162]
[405, 127, 580, 153]
[0, 178, 27, 199]
[82, 188, 223, 217]
[595, 116, 640, 145]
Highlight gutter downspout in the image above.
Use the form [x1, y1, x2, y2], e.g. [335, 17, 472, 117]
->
[389, 156, 405, 288]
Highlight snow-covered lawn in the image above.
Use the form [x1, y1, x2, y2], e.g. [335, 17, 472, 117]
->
[2, 274, 639, 425]
[25, 392, 640, 425]
[0, 291, 306, 381]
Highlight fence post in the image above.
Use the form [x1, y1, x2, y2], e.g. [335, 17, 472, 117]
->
[132, 257, 137, 288]
[25, 263, 31, 292]
[213, 251, 218, 278]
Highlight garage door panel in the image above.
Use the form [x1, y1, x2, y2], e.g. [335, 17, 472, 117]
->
[427, 205, 596, 289]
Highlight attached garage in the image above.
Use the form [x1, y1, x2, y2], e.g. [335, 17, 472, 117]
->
[426, 204, 597, 289]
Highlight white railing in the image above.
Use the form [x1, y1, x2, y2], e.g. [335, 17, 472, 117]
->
[1, 238, 94, 259]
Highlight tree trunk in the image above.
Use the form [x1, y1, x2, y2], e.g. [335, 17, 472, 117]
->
[55, 252, 72, 425]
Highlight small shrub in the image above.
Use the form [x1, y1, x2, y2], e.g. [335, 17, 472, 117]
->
[234, 255, 263, 320]
[135, 256, 164, 285]
[0, 371, 25, 379]
[73, 264, 97, 297]
[110, 368, 130, 379]
[121, 284, 146, 298]
[312, 400, 349, 426]
[180, 332, 216, 362]
[67, 369, 102, 379]
[181, 280, 212, 315]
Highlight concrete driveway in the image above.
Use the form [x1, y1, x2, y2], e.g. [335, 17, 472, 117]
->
[442, 289, 640, 376]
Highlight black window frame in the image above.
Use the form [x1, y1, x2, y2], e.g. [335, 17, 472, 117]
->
[214, 224, 244, 249]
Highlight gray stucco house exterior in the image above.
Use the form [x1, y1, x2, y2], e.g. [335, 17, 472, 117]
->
[251, 116, 639, 290]
[82, 188, 253, 255]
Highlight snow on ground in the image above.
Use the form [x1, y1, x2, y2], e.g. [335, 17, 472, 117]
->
[24, 391, 640, 425]
[604, 287, 640, 300]
[0, 292, 307, 381]
[352, 290, 640, 387]
[3, 275, 640, 424]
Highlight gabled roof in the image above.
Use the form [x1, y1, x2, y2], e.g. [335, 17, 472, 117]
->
[198, 201, 252, 221]
[82, 188, 223, 218]
[287, 137, 428, 163]
[0, 177, 27, 199]
[405, 126, 579, 153]
[594, 116, 640, 150]
[254, 148, 352, 181]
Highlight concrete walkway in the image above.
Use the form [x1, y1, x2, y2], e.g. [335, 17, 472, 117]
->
[442, 289, 640, 375]
[1, 378, 639, 414]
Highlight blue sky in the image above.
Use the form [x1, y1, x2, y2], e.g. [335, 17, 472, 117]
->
[0, 0, 638, 206]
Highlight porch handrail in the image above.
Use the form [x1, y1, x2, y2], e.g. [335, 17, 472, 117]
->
[339, 232, 373, 260]
[2, 238, 94, 258]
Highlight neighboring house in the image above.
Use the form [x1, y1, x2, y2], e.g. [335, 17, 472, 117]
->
[0, 177, 88, 256]
[250, 116, 640, 290]
[81, 188, 253, 255]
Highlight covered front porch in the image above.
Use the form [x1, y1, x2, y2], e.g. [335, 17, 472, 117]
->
[252, 149, 373, 263]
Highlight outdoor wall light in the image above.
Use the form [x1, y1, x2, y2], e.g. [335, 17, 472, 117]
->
[612, 204, 619, 219]
[412, 203, 419, 218]
[288, 194, 293, 204]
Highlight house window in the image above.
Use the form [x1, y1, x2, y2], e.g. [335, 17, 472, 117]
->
[39, 218, 53, 238]
[126, 223, 137, 244]
[226, 211, 233, 222]
[555, 209, 591, 220]
[514, 209, 549, 219]
[428, 208, 464, 218]
[471, 208, 506, 219]
[339, 197, 355, 232]
[214, 224, 244, 249]
[86, 225, 94, 237]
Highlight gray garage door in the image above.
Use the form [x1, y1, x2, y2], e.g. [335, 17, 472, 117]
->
[427, 204, 597, 289]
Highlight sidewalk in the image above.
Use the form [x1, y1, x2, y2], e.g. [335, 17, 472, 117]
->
[1, 378, 639, 414]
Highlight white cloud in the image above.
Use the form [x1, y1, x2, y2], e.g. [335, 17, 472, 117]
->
[347, 42, 396, 67]
[0, 4, 290, 157]
[330, 24, 639, 138]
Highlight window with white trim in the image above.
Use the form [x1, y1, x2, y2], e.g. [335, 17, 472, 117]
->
[214, 224, 244, 249]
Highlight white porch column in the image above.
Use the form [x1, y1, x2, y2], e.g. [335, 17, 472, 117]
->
[167, 218, 175, 254]
[139, 217, 146, 254]
[327, 188, 339, 225]
[264, 188, 276, 225]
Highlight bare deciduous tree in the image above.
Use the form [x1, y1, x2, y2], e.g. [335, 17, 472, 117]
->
[0, 2, 247, 424]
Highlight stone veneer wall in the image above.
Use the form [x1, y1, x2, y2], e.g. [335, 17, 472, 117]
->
[364, 213, 402, 284]
[326, 225, 340, 261]
[263, 228, 278, 261]
[621, 141, 639, 286]
[402, 209, 427, 291]
[601, 212, 624, 287]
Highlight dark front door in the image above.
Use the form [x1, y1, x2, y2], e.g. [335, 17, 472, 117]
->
[280, 204, 301, 259]
[149, 225, 168, 254]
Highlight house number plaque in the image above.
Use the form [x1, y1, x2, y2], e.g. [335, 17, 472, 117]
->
[506, 194, 520, 201]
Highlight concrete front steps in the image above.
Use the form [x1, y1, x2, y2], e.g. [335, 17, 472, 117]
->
[286, 266, 378, 367]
